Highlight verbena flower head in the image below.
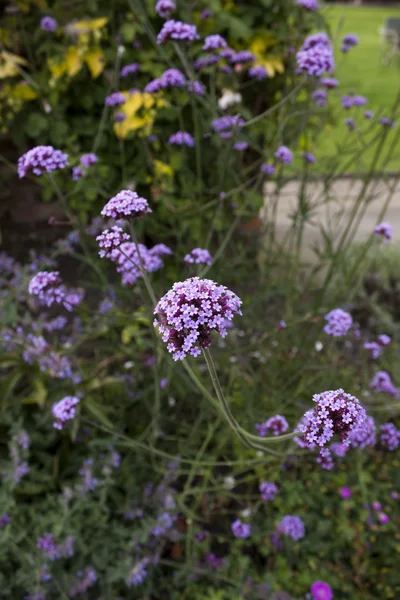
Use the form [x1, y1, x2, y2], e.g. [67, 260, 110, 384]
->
[380, 423, 400, 451]
[41, 16, 57, 31]
[101, 190, 151, 220]
[184, 248, 212, 265]
[150, 243, 173, 256]
[344, 117, 356, 130]
[211, 115, 244, 133]
[37, 533, 59, 561]
[320, 77, 339, 88]
[230, 50, 256, 65]
[155, 0, 175, 18]
[145, 78, 163, 93]
[297, 0, 318, 9]
[248, 65, 268, 80]
[168, 131, 195, 146]
[261, 162, 276, 176]
[380, 117, 396, 128]
[378, 334, 391, 346]
[69, 567, 97, 597]
[128, 558, 149, 586]
[317, 448, 334, 470]
[120, 63, 140, 77]
[330, 441, 348, 457]
[312, 89, 327, 107]
[72, 166, 84, 181]
[97, 227, 130, 258]
[52, 396, 80, 430]
[342, 95, 354, 109]
[203, 34, 227, 51]
[194, 55, 220, 70]
[364, 341, 382, 359]
[0, 514, 10, 527]
[154, 277, 242, 360]
[374, 222, 393, 242]
[310, 581, 333, 600]
[323, 308, 353, 336]
[188, 80, 206, 95]
[300, 389, 366, 448]
[341, 33, 359, 53]
[278, 515, 305, 541]
[111, 242, 164, 286]
[233, 141, 248, 151]
[18, 146, 69, 178]
[364, 110, 374, 119]
[296, 33, 335, 77]
[259, 481, 278, 503]
[157, 20, 199, 44]
[114, 112, 126, 123]
[353, 95, 367, 107]
[349, 415, 376, 449]
[160, 68, 186, 88]
[339, 486, 351, 499]
[275, 146, 293, 164]
[231, 518, 251, 538]
[304, 152, 316, 164]
[28, 271, 65, 307]
[104, 92, 126, 106]
[201, 9, 212, 20]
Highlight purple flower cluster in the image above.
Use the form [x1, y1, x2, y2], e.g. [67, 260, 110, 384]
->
[380, 423, 400, 451]
[275, 146, 293, 165]
[128, 559, 149, 586]
[300, 389, 366, 450]
[311, 581, 333, 600]
[297, 0, 319, 10]
[184, 248, 212, 265]
[160, 68, 186, 88]
[194, 55, 220, 70]
[296, 33, 335, 77]
[104, 92, 126, 106]
[52, 396, 80, 430]
[260, 162, 276, 176]
[341, 33, 359, 53]
[323, 308, 353, 336]
[168, 131, 195, 147]
[312, 89, 327, 107]
[211, 115, 245, 134]
[320, 77, 339, 88]
[256, 415, 289, 437]
[155, 0, 175, 18]
[259, 481, 278, 503]
[101, 190, 152, 220]
[374, 222, 393, 242]
[278, 515, 305, 541]
[37, 533, 74, 561]
[79, 459, 99, 493]
[96, 226, 130, 258]
[231, 518, 251, 538]
[364, 333, 391, 359]
[120, 63, 140, 77]
[154, 277, 242, 360]
[349, 415, 376, 449]
[304, 152, 316, 164]
[69, 567, 97, 597]
[344, 117, 356, 130]
[380, 117, 396, 128]
[203, 34, 227, 51]
[188, 80, 206, 95]
[18, 146, 69, 178]
[150, 243, 173, 256]
[230, 51, 256, 65]
[233, 141, 248, 151]
[80, 152, 98, 168]
[157, 20, 199, 44]
[370, 371, 399, 397]
[28, 271, 64, 306]
[248, 65, 268, 80]
[40, 16, 57, 31]
[110, 242, 164, 286]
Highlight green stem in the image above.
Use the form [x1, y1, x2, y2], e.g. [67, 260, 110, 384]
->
[128, 221, 157, 307]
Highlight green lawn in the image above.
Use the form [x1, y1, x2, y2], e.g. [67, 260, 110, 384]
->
[313, 4, 400, 172]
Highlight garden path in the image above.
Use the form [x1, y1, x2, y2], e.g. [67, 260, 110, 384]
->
[263, 177, 400, 263]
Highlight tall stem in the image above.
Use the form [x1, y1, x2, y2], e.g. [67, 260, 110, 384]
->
[128, 221, 157, 307]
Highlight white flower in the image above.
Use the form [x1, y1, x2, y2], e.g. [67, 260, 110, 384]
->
[223, 476, 236, 490]
[218, 89, 242, 111]
[315, 341, 323, 352]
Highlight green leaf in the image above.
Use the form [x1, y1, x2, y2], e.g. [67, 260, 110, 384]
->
[85, 398, 114, 430]
[25, 113, 48, 137]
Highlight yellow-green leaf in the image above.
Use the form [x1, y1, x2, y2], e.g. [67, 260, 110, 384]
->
[84, 47, 105, 78]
